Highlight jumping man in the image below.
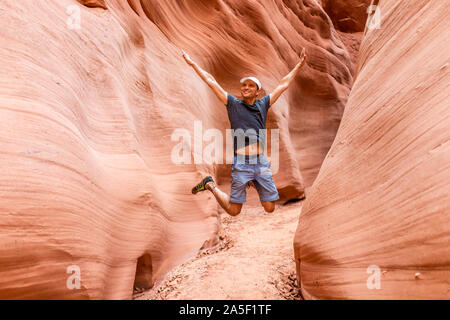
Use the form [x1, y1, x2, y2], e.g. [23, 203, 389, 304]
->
[183, 49, 307, 216]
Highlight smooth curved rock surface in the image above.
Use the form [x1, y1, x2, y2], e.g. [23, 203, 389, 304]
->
[0, 0, 353, 298]
[294, 0, 450, 299]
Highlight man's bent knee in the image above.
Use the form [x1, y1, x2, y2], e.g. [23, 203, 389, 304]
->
[262, 201, 275, 213]
[228, 203, 243, 216]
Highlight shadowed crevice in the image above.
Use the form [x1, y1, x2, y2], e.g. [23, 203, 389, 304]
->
[77, 0, 107, 10]
[133, 253, 154, 292]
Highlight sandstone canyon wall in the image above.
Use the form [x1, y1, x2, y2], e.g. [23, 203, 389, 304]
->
[0, 0, 353, 298]
[320, 0, 372, 33]
[295, 0, 450, 299]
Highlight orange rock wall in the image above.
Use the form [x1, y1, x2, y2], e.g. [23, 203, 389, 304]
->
[0, 0, 352, 298]
[320, 0, 372, 32]
[294, 0, 450, 299]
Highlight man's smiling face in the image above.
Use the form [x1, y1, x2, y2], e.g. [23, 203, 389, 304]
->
[240, 80, 259, 99]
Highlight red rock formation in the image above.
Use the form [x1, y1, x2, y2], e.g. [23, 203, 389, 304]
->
[294, 0, 450, 299]
[0, 0, 352, 298]
[320, 0, 372, 33]
[319, 0, 371, 75]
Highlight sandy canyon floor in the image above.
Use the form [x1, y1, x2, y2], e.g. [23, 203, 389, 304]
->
[133, 196, 304, 300]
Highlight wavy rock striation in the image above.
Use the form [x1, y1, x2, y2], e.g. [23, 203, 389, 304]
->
[0, 0, 352, 298]
[294, 0, 450, 299]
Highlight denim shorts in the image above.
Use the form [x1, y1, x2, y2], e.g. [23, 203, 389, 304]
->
[230, 153, 279, 203]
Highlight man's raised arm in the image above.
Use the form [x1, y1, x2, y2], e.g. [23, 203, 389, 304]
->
[182, 50, 228, 105]
[269, 48, 307, 106]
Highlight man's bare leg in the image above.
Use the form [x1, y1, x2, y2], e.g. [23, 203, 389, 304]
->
[206, 182, 242, 216]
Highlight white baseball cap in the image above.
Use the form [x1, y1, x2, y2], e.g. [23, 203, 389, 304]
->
[240, 76, 262, 90]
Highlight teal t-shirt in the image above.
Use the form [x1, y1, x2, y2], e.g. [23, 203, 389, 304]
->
[225, 93, 271, 152]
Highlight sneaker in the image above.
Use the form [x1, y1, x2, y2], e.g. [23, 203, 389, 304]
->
[191, 176, 214, 194]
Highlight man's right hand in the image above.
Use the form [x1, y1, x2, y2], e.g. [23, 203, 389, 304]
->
[182, 50, 194, 66]
[182, 49, 228, 105]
